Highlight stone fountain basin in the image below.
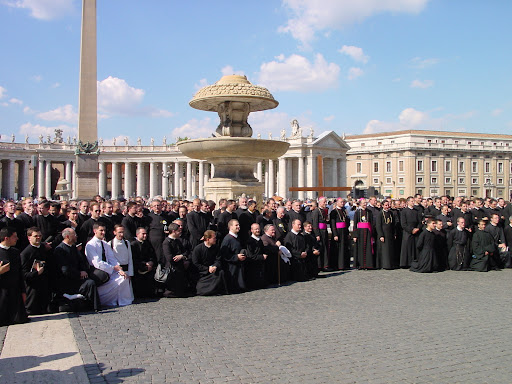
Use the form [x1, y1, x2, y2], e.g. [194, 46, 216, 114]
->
[177, 137, 289, 180]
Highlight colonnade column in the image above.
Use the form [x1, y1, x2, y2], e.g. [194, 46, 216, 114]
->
[98, 162, 107, 197]
[211, 164, 215, 178]
[186, 161, 192, 199]
[20, 160, 30, 197]
[136, 162, 144, 197]
[65, 161, 73, 192]
[174, 162, 180, 197]
[332, 158, 338, 192]
[298, 156, 305, 201]
[45, 161, 52, 198]
[149, 162, 157, 198]
[198, 161, 204, 198]
[4, 160, 15, 198]
[162, 162, 169, 198]
[111, 162, 120, 199]
[257, 161, 263, 182]
[278, 157, 286, 197]
[268, 159, 275, 197]
[124, 162, 132, 198]
[38, 160, 45, 197]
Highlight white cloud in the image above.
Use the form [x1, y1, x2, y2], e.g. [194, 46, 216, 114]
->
[9, 98, 22, 105]
[492, 108, 503, 117]
[5, 0, 74, 20]
[279, 0, 429, 46]
[363, 107, 475, 134]
[194, 78, 209, 90]
[221, 65, 245, 76]
[250, 110, 318, 139]
[19, 122, 76, 138]
[410, 57, 439, 69]
[37, 104, 77, 123]
[0, 86, 6, 99]
[31, 75, 42, 82]
[411, 79, 433, 88]
[103, 135, 130, 146]
[1, 102, 8, 107]
[339, 45, 369, 63]
[97, 76, 173, 118]
[23, 106, 34, 114]
[348, 67, 364, 80]
[51, 82, 61, 88]
[324, 115, 335, 122]
[258, 53, 340, 92]
[171, 117, 216, 140]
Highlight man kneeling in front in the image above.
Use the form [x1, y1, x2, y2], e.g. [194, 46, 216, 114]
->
[85, 223, 133, 307]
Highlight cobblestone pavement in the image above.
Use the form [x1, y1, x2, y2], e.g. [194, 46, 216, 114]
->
[69, 269, 512, 383]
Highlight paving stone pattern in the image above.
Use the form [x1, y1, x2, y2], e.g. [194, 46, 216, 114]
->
[72, 269, 512, 383]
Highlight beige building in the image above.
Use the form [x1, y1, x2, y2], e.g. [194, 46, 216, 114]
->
[345, 130, 512, 200]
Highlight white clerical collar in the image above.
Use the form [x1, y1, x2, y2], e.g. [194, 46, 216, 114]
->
[113, 238, 125, 244]
[204, 243, 212, 248]
[0, 244, 10, 250]
[31, 244, 41, 248]
[229, 231, 238, 238]
[251, 234, 260, 241]
[457, 226, 463, 231]
[304, 231, 312, 235]
[291, 229, 300, 235]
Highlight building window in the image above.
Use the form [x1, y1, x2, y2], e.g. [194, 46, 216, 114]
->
[417, 189, 423, 196]
[417, 160, 424, 172]
[458, 161, 465, 173]
[427, 139, 432, 143]
[498, 162, 504, 173]
[374, 162, 379, 173]
[431, 177, 438, 184]
[391, 140, 395, 144]
[472, 189, 479, 195]
[458, 188, 466, 196]
[431, 160, 437, 172]
[485, 162, 490, 173]
[455, 140, 459, 144]
[399, 160, 404, 172]
[441, 140, 445, 144]
[472, 178, 478, 184]
[445, 189, 451, 196]
[472, 161, 478, 173]
[468, 141, 472, 145]
[510, 178, 512, 185]
[498, 189, 503, 196]
[386, 161, 391, 173]
[378, 142, 382, 145]
[386, 177, 392, 184]
[458, 177, 465, 184]
[398, 177, 404, 184]
[361, 143, 365, 147]
[356, 162, 362, 174]
[445, 160, 451, 173]
[373, 178, 379, 185]
[498, 178, 504, 185]
[445, 177, 452, 184]
[356, 156, 362, 159]
[417, 177, 424, 184]
[430, 188, 439, 196]
[485, 178, 492, 184]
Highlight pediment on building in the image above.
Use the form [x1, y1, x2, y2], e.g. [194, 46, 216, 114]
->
[312, 131, 351, 150]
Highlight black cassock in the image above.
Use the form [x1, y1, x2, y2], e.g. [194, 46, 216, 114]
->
[147, 212, 170, 265]
[329, 208, 351, 270]
[220, 234, 246, 293]
[303, 231, 320, 279]
[485, 224, 511, 268]
[410, 229, 437, 273]
[162, 237, 191, 297]
[353, 209, 375, 269]
[283, 231, 308, 282]
[375, 209, 395, 269]
[187, 211, 210, 247]
[20, 244, 50, 315]
[53, 242, 99, 311]
[191, 243, 227, 296]
[447, 228, 471, 271]
[0, 246, 29, 326]
[470, 230, 500, 272]
[261, 234, 290, 284]
[130, 239, 156, 298]
[434, 229, 448, 271]
[245, 236, 267, 289]
[310, 208, 329, 270]
[400, 207, 422, 267]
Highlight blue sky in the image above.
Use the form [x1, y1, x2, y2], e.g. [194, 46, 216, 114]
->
[0, 0, 511, 144]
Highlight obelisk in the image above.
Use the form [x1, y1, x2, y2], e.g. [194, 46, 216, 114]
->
[75, 0, 99, 198]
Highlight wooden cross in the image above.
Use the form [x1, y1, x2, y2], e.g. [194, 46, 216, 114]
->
[288, 155, 351, 197]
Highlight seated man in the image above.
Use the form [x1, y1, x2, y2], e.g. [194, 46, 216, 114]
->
[261, 224, 290, 284]
[54, 228, 99, 311]
[191, 230, 227, 296]
[20, 227, 49, 315]
[470, 220, 502, 272]
[85, 223, 132, 307]
[0, 227, 29, 326]
[245, 223, 268, 290]
[130, 227, 156, 298]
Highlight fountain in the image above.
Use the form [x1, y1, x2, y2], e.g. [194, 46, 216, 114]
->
[177, 75, 289, 201]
